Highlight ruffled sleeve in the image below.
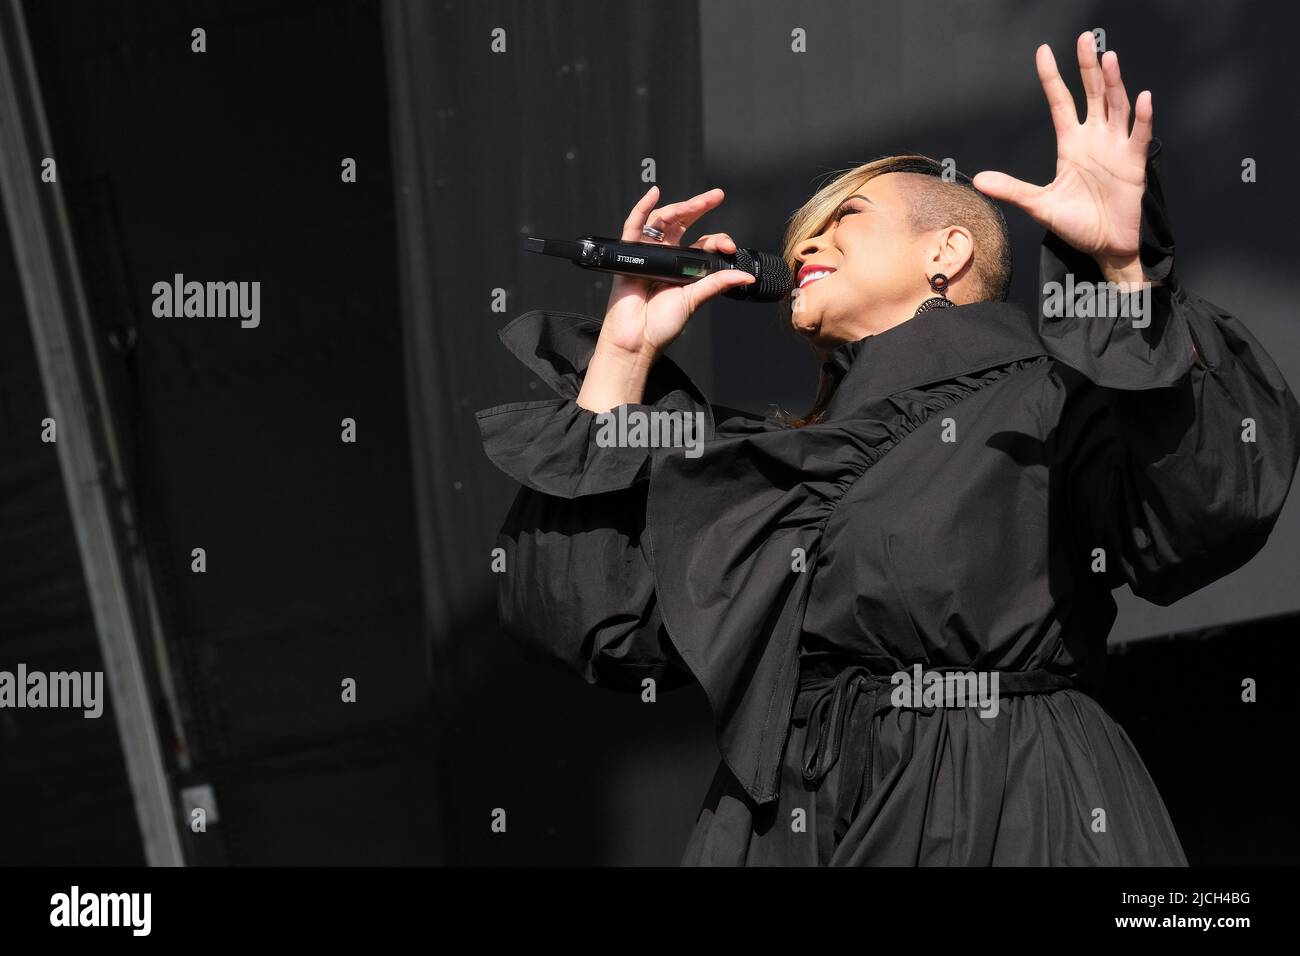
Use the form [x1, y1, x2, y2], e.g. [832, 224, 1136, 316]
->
[476, 310, 709, 692]
[476, 310, 715, 498]
[1042, 138, 1300, 604]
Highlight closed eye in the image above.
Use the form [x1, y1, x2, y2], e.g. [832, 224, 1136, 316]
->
[833, 202, 860, 223]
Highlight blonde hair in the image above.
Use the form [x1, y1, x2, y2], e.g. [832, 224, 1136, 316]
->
[776, 154, 1012, 427]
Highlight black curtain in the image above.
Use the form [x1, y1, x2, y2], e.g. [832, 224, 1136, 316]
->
[382, 0, 721, 863]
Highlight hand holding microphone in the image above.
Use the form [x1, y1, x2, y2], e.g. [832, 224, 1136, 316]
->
[546, 185, 760, 412]
[603, 185, 768, 355]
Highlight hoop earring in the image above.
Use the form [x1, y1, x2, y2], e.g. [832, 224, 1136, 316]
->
[928, 273, 949, 296]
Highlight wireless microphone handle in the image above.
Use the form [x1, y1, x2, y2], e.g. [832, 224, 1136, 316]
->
[523, 235, 791, 302]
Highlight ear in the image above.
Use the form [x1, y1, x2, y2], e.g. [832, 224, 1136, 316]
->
[927, 225, 975, 282]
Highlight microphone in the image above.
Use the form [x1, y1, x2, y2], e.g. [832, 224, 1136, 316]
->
[523, 235, 792, 303]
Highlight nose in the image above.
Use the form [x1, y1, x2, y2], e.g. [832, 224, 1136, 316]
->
[795, 233, 826, 267]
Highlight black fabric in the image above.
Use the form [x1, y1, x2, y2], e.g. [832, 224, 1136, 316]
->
[476, 138, 1300, 865]
[794, 655, 1075, 865]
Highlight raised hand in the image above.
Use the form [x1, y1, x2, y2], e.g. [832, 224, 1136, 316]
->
[972, 32, 1152, 284]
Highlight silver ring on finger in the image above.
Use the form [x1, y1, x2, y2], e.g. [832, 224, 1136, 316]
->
[641, 223, 665, 241]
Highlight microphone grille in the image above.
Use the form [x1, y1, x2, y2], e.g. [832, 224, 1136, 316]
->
[724, 248, 793, 302]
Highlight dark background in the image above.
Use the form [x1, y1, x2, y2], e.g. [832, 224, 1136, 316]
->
[0, 0, 1294, 865]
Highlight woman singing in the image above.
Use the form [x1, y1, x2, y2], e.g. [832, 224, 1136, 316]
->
[476, 34, 1300, 865]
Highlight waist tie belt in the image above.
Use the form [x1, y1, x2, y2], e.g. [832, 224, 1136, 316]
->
[795, 655, 1074, 864]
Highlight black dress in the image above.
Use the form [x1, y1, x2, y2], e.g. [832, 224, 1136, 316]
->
[476, 139, 1300, 865]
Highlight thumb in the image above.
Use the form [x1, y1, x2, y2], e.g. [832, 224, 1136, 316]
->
[972, 170, 1045, 215]
[682, 269, 755, 315]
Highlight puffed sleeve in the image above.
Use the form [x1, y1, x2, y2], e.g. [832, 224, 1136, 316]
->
[1043, 138, 1300, 604]
[476, 309, 712, 691]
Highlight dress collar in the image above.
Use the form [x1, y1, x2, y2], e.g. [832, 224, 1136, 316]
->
[819, 300, 1048, 420]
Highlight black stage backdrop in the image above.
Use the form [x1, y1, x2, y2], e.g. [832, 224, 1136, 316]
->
[381, 0, 718, 864]
[0, 0, 1295, 866]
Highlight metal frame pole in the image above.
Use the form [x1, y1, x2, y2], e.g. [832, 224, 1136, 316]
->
[0, 0, 184, 866]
